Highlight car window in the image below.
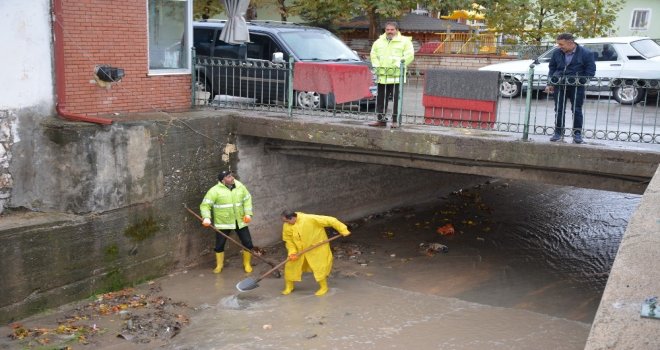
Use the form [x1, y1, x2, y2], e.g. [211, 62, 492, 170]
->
[214, 31, 242, 59]
[278, 31, 360, 61]
[537, 47, 557, 63]
[247, 33, 286, 61]
[193, 28, 215, 56]
[630, 39, 660, 59]
[583, 44, 618, 62]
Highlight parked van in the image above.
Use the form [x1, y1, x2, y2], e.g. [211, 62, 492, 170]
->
[193, 20, 376, 109]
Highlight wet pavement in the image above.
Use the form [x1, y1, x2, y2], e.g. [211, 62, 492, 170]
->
[0, 179, 640, 349]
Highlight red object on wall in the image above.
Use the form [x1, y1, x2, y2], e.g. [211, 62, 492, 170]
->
[422, 95, 497, 128]
[293, 62, 373, 104]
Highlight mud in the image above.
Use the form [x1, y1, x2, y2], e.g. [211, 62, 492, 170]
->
[0, 179, 638, 349]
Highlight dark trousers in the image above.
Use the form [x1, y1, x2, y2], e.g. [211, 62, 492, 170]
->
[376, 83, 401, 122]
[215, 224, 253, 252]
[553, 85, 585, 135]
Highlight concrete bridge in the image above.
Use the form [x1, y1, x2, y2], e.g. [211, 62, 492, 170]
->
[226, 110, 659, 194]
[224, 110, 660, 349]
[3, 109, 660, 348]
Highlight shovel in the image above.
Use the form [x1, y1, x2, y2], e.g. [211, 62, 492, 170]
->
[236, 234, 343, 292]
[183, 203, 282, 278]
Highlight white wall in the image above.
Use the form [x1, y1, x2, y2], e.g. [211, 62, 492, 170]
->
[0, 0, 54, 110]
[613, 0, 660, 38]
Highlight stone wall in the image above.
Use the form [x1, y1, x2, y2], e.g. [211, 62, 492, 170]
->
[0, 112, 487, 323]
[0, 110, 13, 213]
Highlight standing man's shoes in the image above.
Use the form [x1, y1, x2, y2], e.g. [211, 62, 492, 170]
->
[549, 133, 563, 142]
[368, 121, 387, 127]
[573, 134, 584, 144]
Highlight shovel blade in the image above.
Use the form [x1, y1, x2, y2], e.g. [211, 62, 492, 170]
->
[236, 277, 259, 292]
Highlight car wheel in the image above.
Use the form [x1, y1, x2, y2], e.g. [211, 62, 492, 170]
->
[499, 79, 522, 98]
[612, 85, 645, 105]
[296, 91, 325, 109]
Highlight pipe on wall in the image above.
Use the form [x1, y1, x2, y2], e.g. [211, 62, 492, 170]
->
[52, 0, 113, 125]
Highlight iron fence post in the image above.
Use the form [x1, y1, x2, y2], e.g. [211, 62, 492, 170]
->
[191, 47, 196, 109]
[522, 63, 535, 141]
[396, 60, 405, 127]
[287, 56, 294, 118]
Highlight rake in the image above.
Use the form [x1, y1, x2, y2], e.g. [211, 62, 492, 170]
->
[183, 203, 281, 278]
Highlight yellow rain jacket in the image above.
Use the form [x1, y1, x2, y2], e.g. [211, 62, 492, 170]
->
[200, 180, 253, 230]
[282, 213, 350, 282]
[370, 31, 415, 84]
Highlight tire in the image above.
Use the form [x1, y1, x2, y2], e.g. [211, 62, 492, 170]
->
[499, 79, 522, 98]
[295, 91, 330, 109]
[612, 85, 645, 105]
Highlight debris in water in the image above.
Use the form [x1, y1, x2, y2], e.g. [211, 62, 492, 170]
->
[382, 231, 395, 239]
[436, 223, 455, 236]
[419, 243, 449, 256]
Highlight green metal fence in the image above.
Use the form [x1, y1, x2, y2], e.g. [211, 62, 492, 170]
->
[192, 55, 660, 144]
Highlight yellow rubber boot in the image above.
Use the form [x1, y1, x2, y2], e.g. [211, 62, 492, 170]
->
[282, 280, 295, 295]
[213, 252, 224, 274]
[315, 278, 328, 296]
[242, 250, 253, 273]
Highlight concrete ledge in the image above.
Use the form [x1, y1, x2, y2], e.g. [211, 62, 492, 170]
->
[207, 110, 660, 194]
[585, 165, 660, 349]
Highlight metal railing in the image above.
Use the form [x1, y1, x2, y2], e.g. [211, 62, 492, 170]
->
[346, 38, 555, 59]
[193, 55, 660, 144]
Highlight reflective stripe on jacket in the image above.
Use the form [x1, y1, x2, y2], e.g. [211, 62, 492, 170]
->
[370, 32, 415, 84]
[200, 180, 253, 230]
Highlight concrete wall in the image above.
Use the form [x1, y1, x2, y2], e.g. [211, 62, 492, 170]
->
[0, 113, 487, 323]
[585, 165, 660, 349]
[0, 0, 55, 214]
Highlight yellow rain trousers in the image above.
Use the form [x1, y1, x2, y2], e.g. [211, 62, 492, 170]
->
[282, 213, 350, 282]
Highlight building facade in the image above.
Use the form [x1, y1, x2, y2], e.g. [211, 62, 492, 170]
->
[614, 0, 659, 38]
[0, 0, 194, 214]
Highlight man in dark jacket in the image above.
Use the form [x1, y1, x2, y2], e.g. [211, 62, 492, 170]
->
[544, 33, 596, 144]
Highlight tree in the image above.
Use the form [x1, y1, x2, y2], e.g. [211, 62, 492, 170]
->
[193, 0, 275, 21]
[574, 0, 623, 38]
[287, 0, 351, 28]
[290, 0, 420, 38]
[485, 0, 624, 44]
[193, 0, 223, 20]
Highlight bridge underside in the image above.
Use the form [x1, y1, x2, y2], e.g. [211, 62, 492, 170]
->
[220, 110, 660, 194]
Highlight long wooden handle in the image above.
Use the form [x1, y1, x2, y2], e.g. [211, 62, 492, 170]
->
[183, 203, 279, 269]
[254, 234, 343, 284]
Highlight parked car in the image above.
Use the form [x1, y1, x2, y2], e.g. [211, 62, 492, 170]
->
[193, 20, 376, 109]
[479, 37, 660, 104]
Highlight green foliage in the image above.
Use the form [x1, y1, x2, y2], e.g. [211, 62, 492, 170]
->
[193, 0, 224, 20]
[124, 217, 160, 243]
[290, 0, 419, 36]
[288, 0, 351, 27]
[485, 0, 624, 44]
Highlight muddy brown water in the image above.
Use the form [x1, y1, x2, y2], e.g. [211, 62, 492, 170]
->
[0, 180, 639, 349]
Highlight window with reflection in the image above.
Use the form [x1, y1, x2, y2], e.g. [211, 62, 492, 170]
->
[148, 0, 191, 72]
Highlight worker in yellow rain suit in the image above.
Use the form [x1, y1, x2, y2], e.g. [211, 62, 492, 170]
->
[280, 210, 351, 296]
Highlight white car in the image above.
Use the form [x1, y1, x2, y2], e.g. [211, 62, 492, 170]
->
[478, 37, 660, 104]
